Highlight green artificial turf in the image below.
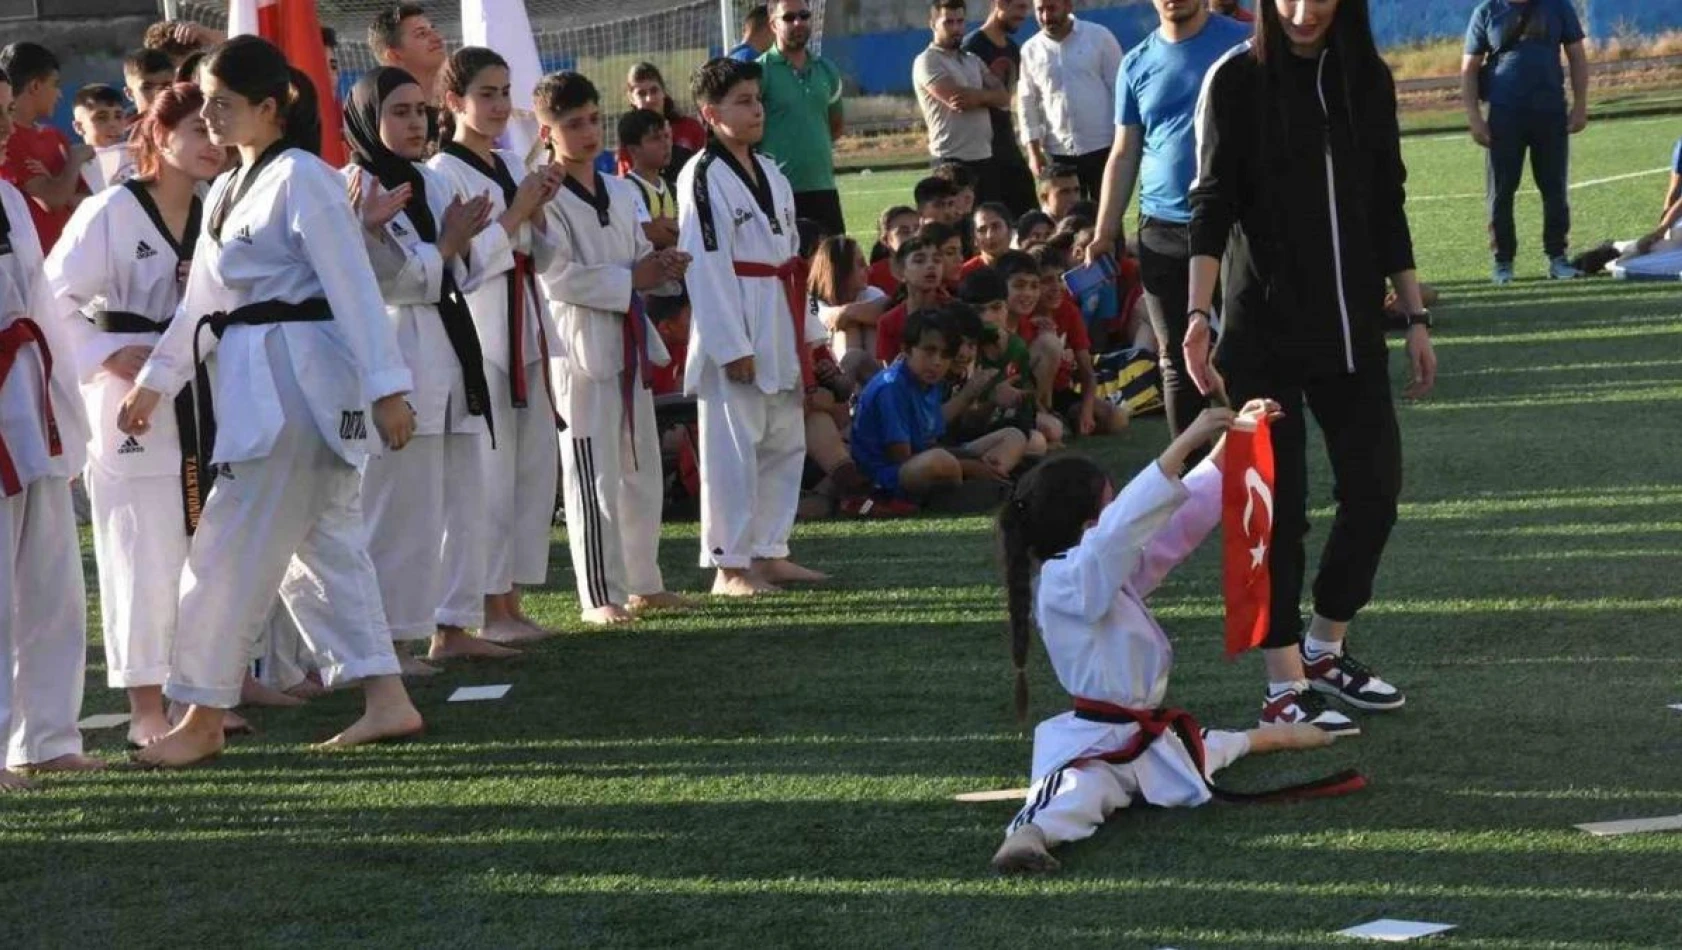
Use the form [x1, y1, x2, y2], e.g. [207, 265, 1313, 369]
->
[6, 113, 1682, 949]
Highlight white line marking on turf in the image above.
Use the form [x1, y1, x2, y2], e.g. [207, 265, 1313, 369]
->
[1576, 814, 1682, 836]
[77, 713, 131, 730]
[448, 684, 512, 702]
[1337, 919, 1458, 941]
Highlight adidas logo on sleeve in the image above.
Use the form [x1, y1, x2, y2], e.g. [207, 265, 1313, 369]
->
[135, 240, 158, 260]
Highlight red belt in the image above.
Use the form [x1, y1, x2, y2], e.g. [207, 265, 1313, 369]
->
[508, 251, 560, 425]
[732, 257, 814, 389]
[1071, 697, 1366, 804]
[0, 319, 62, 498]
[622, 294, 654, 468]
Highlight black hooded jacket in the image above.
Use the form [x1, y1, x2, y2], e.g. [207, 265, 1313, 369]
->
[1188, 41, 1416, 377]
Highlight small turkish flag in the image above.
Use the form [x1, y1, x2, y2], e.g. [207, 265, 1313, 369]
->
[1222, 416, 1275, 658]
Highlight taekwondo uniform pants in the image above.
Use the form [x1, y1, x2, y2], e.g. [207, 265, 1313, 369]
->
[165, 333, 400, 709]
[1, 477, 87, 767]
[559, 375, 664, 610]
[363, 427, 487, 639]
[85, 470, 186, 688]
[696, 380, 805, 570]
[481, 359, 557, 595]
[1006, 730, 1250, 847]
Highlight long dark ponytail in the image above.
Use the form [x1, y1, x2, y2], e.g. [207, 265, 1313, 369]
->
[203, 35, 322, 156]
[997, 455, 1112, 724]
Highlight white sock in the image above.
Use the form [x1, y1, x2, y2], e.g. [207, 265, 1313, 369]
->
[1267, 680, 1308, 698]
[1304, 634, 1344, 658]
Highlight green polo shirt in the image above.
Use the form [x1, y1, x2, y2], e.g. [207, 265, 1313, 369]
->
[756, 46, 842, 193]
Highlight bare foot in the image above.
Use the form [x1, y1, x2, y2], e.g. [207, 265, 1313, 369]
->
[712, 569, 779, 597]
[24, 753, 106, 773]
[582, 604, 636, 625]
[428, 628, 520, 660]
[133, 723, 226, 769]
[627, 591, 699, 613]
[512, 611, 561, 639]
[315, 704, 424, 749]
[1246, 722, 1337, 754]
[478, 617, 551, 645]
[0, 769, 36, 792]
[991, 825, 1060, 874]
[128, 711, 173, 748]
[284, 677, 328, 700]
[399, 654, 442, 677]
[168, 701, 251, 735]
[241, 673, 305, 707]
[753, 558, 829, 584]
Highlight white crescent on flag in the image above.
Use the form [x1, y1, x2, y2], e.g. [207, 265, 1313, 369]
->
[1242, 466, 1273, 570]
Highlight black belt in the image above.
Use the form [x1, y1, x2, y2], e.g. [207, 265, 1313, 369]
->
[190, 299, 334, 524]
[94, 310, 215, 535]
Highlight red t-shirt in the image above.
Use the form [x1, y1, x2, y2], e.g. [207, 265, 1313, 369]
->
[867, 258, 899, 298]
[958, 255, 991, 280]
[875, 302, 908, 364]
[1, 123, 82, 253]
[1017, 299, 1091, 392]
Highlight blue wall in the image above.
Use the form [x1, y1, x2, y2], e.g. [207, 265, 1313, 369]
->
[826, 0, 1682, 97]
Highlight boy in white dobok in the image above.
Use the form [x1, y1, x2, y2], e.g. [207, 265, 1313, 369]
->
[676, 57, 828, 597]
[0, 113, 101, 790]
[535, 71, 695, 624]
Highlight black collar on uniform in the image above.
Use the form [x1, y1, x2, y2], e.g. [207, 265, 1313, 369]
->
[0, 186, 11, 255]
[560, 172, 612, 227]
[440, 140, 517, 207]
[705, 139, 781, 236]
[208, 138, 290, 243]
[123, 179, 203, 259]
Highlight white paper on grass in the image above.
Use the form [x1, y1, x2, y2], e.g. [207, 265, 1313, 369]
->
[77, 713, 132, 730]
[1336, 919, 1457, 942]
[447, 685, 512, 703]
[1667, 703, 1682, 712]
[952, 788, 1030, 803]
[1575, 814, 1682, 836]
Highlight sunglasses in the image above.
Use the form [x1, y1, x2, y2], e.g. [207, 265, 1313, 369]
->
[780, 10, 812, 21]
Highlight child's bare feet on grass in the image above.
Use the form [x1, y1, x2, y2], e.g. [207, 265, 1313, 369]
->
[0, 769, 36, 792]
[582, 604, 636, 625]
[128, 710, 173, 748]
[1246, 722, 1338, 753]
[752, 558, 828, 584]
[241, 673, 305, 707]
[315, 704, 424, 749]
[991, 824, 1060, 874]
[712, 568, 778, 597]
[627, 591, 699, 612]
[428, 627, 520, 660]
[285, 673, 327, 700]
[398, 654, 442, 677]
[134, 716, 226, 769]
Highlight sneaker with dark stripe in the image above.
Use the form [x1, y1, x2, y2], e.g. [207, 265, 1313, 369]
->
[1261, 686, 1360, 737]
[1304, 648, 1406, 711]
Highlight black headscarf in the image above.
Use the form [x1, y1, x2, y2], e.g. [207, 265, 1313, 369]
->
[344, 67, 435, 242]
[342, 65, 496, 438]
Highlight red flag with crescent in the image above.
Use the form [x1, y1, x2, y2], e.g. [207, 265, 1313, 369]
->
[1222, 416, 1274, 657]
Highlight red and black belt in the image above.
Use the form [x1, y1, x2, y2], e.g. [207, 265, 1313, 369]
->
[95, 310, 209, 534]
[0, 318, 62, 498]
[507, 251, 560, 425]
[621, 293, 655, 469]
[731, 256, 815, 389]
[1071, 697, 1366, 804]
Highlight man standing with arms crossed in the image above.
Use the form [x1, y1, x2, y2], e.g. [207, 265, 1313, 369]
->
[1086, 0, 1247, 440]
[915, 0, 1012, 206]
[963, 0, 1039, 217]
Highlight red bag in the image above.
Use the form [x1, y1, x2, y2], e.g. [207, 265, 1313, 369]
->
[1222, 416, 1275, 658]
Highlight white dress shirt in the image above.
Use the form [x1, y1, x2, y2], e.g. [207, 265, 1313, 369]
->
[1018, 16, 1124, 157]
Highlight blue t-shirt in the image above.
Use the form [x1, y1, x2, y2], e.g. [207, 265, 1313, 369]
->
[1672, 137, 1682, 175]
[728, 42, 759, 62]
[1464, 0, 1585, 114]
[1115, 14, 1250, 224]
[851, 358, 946, 496]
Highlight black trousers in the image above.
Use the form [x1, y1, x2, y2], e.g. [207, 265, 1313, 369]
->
[794, 189, 847, 241]
[995, 156, 1039, 219]
[1049, 148, 1110, 203]
[1224, 356, 1403, 650]
[1137, 216, 1204, 440]
[938, 156, 1002, 209]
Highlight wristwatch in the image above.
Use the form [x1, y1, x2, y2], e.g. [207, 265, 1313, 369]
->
[1405, 309, 1433, 330]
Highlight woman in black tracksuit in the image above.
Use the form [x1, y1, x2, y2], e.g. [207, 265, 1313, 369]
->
[1185, 0, 1437, 736]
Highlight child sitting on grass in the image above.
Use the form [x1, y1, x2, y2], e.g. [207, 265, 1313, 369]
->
[852, 307, 1026, 502]
[867, 204, 919, 296]
[962, 202, 1014, 279]
[873, 231, 950, 363]
[991, 401, 1349, 874]
[946, 269, 1048, 460]
[808, 235, 889, 387]
[1022, 243, 1127, 438]
[994, 250, 1067, 449]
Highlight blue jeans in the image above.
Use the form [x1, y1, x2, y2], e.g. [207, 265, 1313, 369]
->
[1485, 106, 1571, 262]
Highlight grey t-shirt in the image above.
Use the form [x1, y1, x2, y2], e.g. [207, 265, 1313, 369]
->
[913, 44, 995, 162]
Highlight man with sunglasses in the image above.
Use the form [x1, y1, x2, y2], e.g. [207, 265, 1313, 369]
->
[758, 0, 847, 236]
